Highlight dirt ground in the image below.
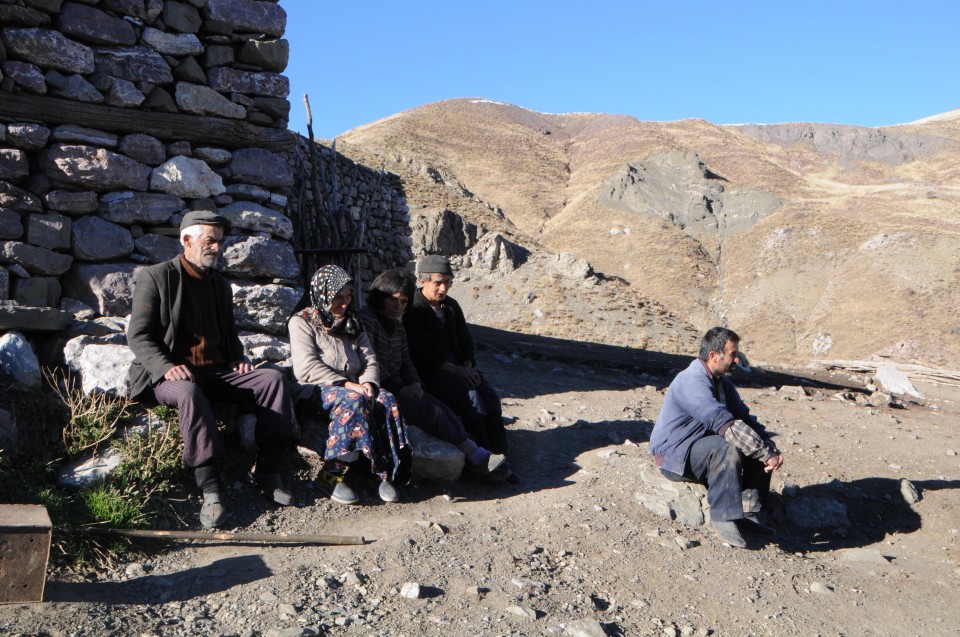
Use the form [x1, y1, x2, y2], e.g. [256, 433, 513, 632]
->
[2, 339, 959, 637]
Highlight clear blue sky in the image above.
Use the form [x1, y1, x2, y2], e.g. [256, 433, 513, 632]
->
[283, 1, 959, 140]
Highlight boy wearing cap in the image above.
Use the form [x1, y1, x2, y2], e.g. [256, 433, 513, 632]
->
[127, 211, 295, 528]
[403, 255, 513, 478]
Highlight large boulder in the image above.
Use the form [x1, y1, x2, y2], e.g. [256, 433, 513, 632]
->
[93, 45, 173, 84]
[1, 241, 73, 275]
[239, 332, 290, 364]
[175, 82, 245, 119]
[44, 190, 98, 215]
[222, 233, 299, 279]
[71, 216, 134, 262]
[786, 496, 850, 530]
[407, 425, 464, 482]
[50, 125, 118, 148]
[412, 209, 478, 255]
[1, 28, 95, 74]
[141, 28, 202, 56]
[0, 61, 46, 94]
[0, 149, 29, 182]
[207, 67, 289, 99]
[237, 38, 289, 73]
[461, 232, 525, 273]
[150, 156, 226, 198]
[0, 180, 43, 212]
[0, 300, 72, 331]
[63, 333, 134, 396]
[0, 330, 42, 388]
[25, 213, 71, 250]
[62, 262, 140, 316]
[40, 144, 151, 191]
[12, 276, 61, 308]
[0, 210, 24, 240]
[203, 0, 286, 38]
[118, 134, 166, 166]
[219, 148, 293, 188]
[634, 458, 710, 527]
[133, 234, 181, 263]
[98, 191, 182, 225]
[218, 200, 293, 240]
[231, 281, 302, 335]
[57, 3, 136, 46]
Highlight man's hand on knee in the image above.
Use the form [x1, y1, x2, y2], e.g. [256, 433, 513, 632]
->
[233, 361, 254, 374]
[164, 364, 194, 381]
[764, 452, 784, 473]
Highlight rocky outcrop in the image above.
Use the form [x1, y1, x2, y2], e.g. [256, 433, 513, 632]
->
[735, 123, 949, 165]
[412, 208, 478, 256]
[601, 150, 783, 240]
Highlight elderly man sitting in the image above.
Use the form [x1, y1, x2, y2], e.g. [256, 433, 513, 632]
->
[402, 255, 513, 479]
[127, 211, 295, 528]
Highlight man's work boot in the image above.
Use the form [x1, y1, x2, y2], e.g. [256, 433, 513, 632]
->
[255, 472, 293, 506]
[741, 513, 775, 536]
[200, 492, 226, 528]
[711, 520, 747, 548]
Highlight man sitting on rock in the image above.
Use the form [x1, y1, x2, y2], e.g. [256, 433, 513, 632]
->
[650, 327, 784, 547]
[127, 211, 294, 528]
[403, 255, 514, 480]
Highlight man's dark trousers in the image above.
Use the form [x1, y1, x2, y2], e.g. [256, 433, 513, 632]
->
[152, 366, 291, 470]
[665, 434, 771, 521]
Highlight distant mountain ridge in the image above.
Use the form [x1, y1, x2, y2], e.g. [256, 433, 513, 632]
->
[336, 98, 960, 367]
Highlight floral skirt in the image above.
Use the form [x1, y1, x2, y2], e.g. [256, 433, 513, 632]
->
[320, 386, 412, 484]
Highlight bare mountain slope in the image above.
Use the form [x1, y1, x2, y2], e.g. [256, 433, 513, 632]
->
[338, 99, 960, 367]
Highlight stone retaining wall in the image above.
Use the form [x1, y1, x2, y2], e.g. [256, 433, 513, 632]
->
[0, 0, 412, 395]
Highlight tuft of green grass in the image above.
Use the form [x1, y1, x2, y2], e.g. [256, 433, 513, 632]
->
[82, 484, 147, 529]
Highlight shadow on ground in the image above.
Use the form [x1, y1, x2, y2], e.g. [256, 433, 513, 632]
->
[470, 324, 863, 397]
[401, 415, 656, 504]
[770, 477, 960, 553]
[45, 555, 271, 604]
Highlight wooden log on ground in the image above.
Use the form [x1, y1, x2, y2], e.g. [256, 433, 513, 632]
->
[82, 527, 367, 545]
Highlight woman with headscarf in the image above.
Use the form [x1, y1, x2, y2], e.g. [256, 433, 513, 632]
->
[288, 265, 411, 505]
[359, 269, 508, 480]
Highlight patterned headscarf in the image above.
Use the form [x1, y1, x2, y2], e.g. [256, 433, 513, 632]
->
[300, 265, 361, 336]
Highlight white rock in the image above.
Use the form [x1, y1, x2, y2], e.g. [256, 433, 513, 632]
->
[0, 330, 41, 387]
[399, 582, 420, 599]
[58, 447, 123, 488]
[809, 582, 834, 595]
[875, 364, 924, 398]
[150, 156, 226, 198]
[64, 334, 135, 396]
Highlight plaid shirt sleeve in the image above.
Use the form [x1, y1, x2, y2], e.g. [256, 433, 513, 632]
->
[722, 419, 777, 461]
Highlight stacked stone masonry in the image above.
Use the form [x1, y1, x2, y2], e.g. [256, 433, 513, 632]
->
[0, 0, 412, 395]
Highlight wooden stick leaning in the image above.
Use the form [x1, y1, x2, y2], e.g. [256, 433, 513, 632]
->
[83, 527, 366, 546]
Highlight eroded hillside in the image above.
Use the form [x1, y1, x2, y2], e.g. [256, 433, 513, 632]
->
[337, 99, 960, 367]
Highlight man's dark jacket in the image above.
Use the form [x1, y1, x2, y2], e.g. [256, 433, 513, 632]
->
[402, 289, 475, 375]
[126, 256, 244, 402]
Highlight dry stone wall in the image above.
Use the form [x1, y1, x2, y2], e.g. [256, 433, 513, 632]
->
[0, 0, 412, 396]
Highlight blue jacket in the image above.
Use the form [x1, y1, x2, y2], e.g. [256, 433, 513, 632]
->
[650, 358, 764, 475]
